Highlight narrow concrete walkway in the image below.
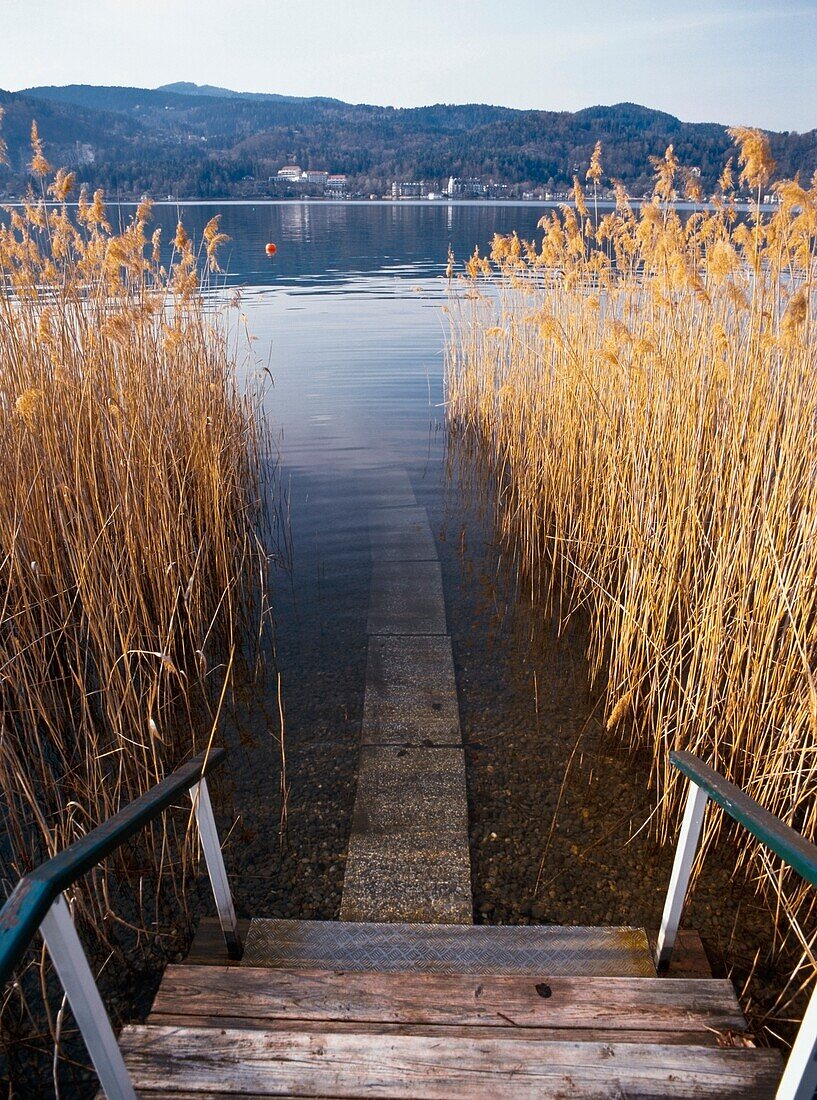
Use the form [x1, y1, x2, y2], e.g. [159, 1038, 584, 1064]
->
[340, 470, 472, 924]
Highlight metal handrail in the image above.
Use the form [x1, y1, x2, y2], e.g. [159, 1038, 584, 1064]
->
[671, 751, 817, 887]
[657, 749, 817, 1100]
[0, 745, 242, 1099]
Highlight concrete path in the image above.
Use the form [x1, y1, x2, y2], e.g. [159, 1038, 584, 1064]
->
[340, 470, 472, 924]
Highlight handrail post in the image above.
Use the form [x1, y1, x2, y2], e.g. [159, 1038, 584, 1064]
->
[654, 779, 709, 971]
[39, 895, 136, 1100]
[777, 981, 817, 1100]
[189, 776, 243, 960]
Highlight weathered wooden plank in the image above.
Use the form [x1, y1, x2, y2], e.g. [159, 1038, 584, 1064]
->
[124, 1094, 321, 1099]
[362, 634, 461, 745]
[119, 1026, 782, 1097]
[140, 1094, 328, 1099]
[367, 560, 447, 636]
[184, 919, 252, 967]
[150, 967, 748, 1032]
[146, 1015, 723, 1045]
[240, 919, 657, 977]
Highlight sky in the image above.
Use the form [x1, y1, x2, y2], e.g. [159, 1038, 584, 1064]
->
[3, 0, 816, 133]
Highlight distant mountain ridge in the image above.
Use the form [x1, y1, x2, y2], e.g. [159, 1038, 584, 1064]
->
[0, 81, 814, 200]
[158, 81, 346, 107]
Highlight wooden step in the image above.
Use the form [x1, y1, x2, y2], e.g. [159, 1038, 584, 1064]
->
[239, 918, 658, 977]
[117, 1025, 782, 1097]
[149, 966, 749, 1033]
[121, 925, 782, 1097]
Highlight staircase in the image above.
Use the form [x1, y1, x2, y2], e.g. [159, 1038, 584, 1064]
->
[115, 916, 782, 1097]
[110, 474, 785, 1095]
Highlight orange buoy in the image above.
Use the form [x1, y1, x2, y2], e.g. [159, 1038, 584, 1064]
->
[265, 242, 277, 256]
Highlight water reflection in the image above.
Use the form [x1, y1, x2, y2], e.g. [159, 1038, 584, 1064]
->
[154, 202, 485, 921]
[199, 202, 782, 1030]
[147, 199, 642, 926]
[144, 200, 552, 291]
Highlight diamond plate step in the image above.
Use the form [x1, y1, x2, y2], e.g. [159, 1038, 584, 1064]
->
[241, 919, 656, 977]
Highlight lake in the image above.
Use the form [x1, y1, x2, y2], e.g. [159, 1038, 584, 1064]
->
[133, 200, 770, 950]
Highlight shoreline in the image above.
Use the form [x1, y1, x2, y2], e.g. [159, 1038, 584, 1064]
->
[1, 197, 779, 212]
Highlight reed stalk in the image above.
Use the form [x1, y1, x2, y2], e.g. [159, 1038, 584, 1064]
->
[447, 130, 817, 1030]
[0, 120, 267, 1083]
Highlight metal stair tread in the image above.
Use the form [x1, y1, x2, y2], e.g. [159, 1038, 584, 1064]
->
[240, 917, 657, 976]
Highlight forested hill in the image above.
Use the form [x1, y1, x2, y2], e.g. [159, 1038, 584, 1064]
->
[1, 82, 815, 200]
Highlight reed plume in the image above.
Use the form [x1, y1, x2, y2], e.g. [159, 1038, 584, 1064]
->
[0, 120, 268, 1086]
[447, 130, 817, 1035]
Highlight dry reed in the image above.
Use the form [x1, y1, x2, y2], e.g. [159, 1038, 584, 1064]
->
[446, 131, 817, 1029]
[0, 121, 267, 1081]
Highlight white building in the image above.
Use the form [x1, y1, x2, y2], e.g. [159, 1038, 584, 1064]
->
[277, 165, 304, 181]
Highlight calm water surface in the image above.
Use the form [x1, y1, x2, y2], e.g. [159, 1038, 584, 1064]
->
[144, 203, 774, 991]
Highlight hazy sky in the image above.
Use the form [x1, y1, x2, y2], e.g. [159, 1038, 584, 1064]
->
[4, 0, 816, 132]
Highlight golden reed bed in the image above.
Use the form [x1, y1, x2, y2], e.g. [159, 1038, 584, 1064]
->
[447, 130, 817, 1033]
[0, 116, 267, 1071]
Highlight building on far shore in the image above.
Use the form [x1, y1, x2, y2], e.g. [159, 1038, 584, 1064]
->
[392, 181, 423, 198]
[270, 166, 347, 196]
[446, 176, 489, 198]
[276, 165, 305, 182]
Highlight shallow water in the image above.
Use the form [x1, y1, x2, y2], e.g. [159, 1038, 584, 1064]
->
[0, 201, 790, 1098]
[146, 201, 780, 1014]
